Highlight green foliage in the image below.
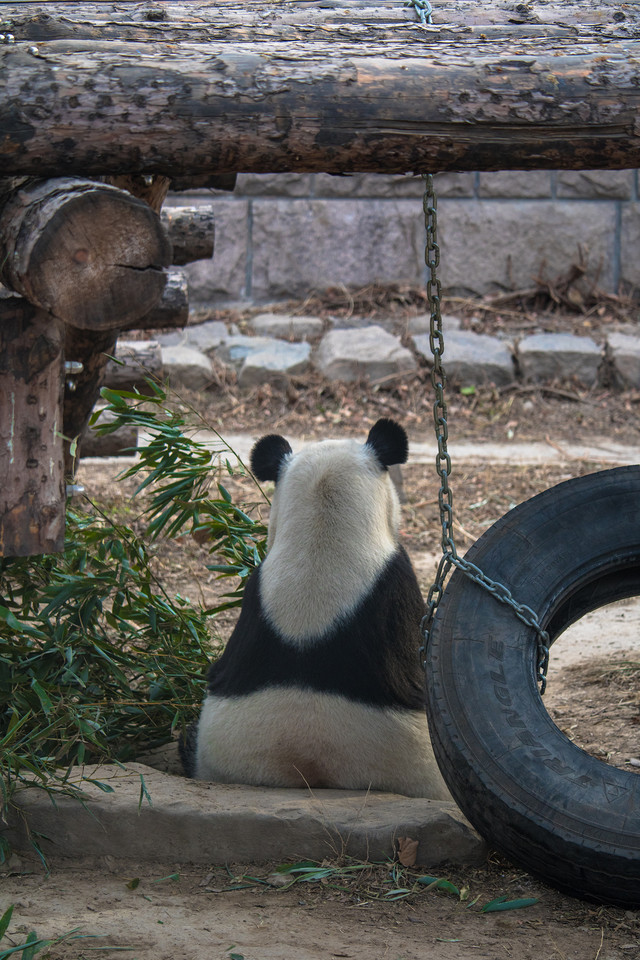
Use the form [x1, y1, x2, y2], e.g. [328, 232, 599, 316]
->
[96, 383, 269, 607]
[0, 383, 269, 834]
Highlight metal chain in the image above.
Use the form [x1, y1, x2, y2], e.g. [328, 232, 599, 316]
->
[405, 1, 433, 26]
[419, 173, 550, 695]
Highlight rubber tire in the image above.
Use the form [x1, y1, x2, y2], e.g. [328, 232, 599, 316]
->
[426, 466, 640, 908]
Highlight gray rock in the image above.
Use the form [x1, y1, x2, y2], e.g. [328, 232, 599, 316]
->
[248, 313, 323, 341]
[413, 329, 515, 387]
[407, 313, 462, 336]
[239, 341, 312, 387]
[160, 345, 214, 391]
[314, 326, 417, 383]
[518, 333, 602, 387]
[607, 331, 640, 388]
[7, 762, 487, 868]
[156, 320, 228, 352]
[215, 335, 276, 369]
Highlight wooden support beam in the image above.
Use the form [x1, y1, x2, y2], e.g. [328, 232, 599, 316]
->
[62, 326, 117, 479]
[162, 208, 215, 266]
[0, 178, 172, 329]
[120, 268, 189, 331]
[0, 296, 65, 557]
[104, 340, 163, 392]
[1, 2, 640, 176]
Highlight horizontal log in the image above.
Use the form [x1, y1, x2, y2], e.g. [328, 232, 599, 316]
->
[0, 178, 172, 329]
[161, 207, 215, 266]
[0, 296, 65, 556]
[120, 268, 189, 331]
[103, 339, 163, 392]
[0, 2, 628, 43]
[80, 408, 137, 459]
[1, 3, 640, 175]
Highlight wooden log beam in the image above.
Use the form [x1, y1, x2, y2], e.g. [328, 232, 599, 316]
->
[120, 268, 189, 331]
[79, 407, 137, 459]
[0, 296, 65, 557]
[0, 178, 172, 329]
[103, 340, 163, 392]
[1, 2, 640, 176]
[161, 208, 215, 266]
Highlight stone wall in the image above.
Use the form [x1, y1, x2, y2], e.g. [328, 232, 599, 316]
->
[166, 170, 640, 306]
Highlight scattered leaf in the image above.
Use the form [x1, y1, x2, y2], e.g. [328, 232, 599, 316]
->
[396, 837, 419, 867]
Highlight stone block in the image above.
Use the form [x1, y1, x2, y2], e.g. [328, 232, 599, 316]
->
[437, 200, 617, 297]
[251, 200, 424, 299]
[478, 171, 551, 198]
[180, 198, 248, 303]
[161, 345, 214, 390]
[314, 326, 417, 383]
[413, 330, 515, 386]
[407, 313, 462, 336]
[248, 313, 324, 340]
[620, 204, 640, 295]
[556, 170, 633, 199]
[7, 763, 486, 868]
[156, 320, 228, 352]
[235, 173, 315, 197]
[607, 331, 640, 388]
[433, 172, 476, 198]
[518, 333, 602, 386]
[238, 341, 312, 387]
[313, 173, 425, 198]
[216, 334, 276, 369]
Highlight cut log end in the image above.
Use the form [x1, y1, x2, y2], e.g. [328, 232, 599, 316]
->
[0, 178, 172, 330]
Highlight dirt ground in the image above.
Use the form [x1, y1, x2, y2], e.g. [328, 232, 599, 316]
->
[2, 291, 640, 959]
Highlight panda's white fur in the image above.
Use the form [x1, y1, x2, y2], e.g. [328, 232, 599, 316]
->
[261, 439, 401, 644]
[195, 688, 441, 796]
[182, 419, 450, 800]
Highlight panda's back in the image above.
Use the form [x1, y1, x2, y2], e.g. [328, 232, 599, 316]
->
[205, 544, 426, 711]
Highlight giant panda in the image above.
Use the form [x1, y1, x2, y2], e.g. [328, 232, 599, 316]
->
[180, 418, 450, 799]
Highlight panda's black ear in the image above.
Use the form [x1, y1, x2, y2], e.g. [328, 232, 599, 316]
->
[250, 434, 293, 482]
[366, 418, 409, 468]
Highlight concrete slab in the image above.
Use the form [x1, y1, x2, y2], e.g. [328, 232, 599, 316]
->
[7, 763, 487, 868]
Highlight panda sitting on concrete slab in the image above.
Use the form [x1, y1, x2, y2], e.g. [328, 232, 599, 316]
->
[180, 418, 450, 800]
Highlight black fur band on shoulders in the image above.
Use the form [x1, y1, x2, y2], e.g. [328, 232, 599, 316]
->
[205, 546, 426, 711]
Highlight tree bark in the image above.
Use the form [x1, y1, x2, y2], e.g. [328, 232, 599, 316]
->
[0, 178, 172, 329]
[1, 3, 639, 176]
[161, 208, 215, 266]
[0, 296, 65, 557]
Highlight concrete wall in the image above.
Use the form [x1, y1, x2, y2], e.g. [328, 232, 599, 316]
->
[166, 170, 640, 306]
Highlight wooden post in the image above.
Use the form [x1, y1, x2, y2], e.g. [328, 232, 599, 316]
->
[0, 296, 65, 557]
[0, 178, 171, 329]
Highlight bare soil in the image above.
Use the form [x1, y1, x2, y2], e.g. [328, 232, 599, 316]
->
[2, 292, 640, 960]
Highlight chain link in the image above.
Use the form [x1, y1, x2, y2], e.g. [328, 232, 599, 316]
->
[419, 173, 550, 695]
[405, 1, 433, 26]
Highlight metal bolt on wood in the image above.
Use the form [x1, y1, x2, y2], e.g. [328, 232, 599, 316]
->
[419, 173, 550, 694]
